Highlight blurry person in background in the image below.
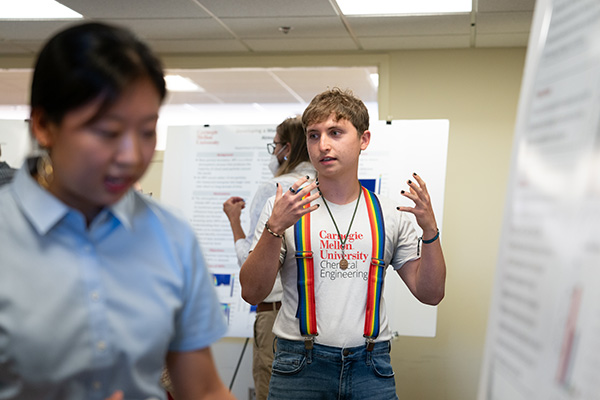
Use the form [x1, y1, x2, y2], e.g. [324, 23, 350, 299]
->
[0, 144, 17, 186]
[0, 22, 234, 400]
[223, 116, 314, 400]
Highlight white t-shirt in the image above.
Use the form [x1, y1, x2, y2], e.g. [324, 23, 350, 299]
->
[236, 161, 315, 302]
[251, 190, 419, 348]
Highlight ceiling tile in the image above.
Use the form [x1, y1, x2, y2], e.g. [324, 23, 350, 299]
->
[476, 12, 533, 34]
[245, 37, 358, 52]
[59, 0, 210, 18]
[196, 0, 337, 18]
[116, 19, 233, 40]
[0, 0, 534, 107]
[477, 0, 536, 13]
[348, 15, 471, 36]
[0, 21, 76, 41]
[221, 16, 348, 38]
[148, 39, 249, 53]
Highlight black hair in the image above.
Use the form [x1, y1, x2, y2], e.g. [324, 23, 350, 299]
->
[30, 22, 166, 124]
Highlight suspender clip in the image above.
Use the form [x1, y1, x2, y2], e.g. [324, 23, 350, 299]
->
[370, 257, 385, 267]
[295, 250, 313, 259]
[303, 336, 315, 350]
[365, 337, 375, 351]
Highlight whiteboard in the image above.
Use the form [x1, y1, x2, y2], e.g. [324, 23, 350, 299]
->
[161, 121, 449, 338]
[478, 0, 600, 398]
[360, 120, 448, 337]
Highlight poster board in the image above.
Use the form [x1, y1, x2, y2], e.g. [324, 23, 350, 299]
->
[161, 120, 448, 338]
[478, 0, 600, 398]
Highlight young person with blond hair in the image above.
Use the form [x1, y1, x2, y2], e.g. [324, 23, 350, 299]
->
[240, 88, 446, 399]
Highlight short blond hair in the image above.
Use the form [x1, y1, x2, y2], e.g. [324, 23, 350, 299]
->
[302, 88, 369, 136]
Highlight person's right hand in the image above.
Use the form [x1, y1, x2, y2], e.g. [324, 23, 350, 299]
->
[223, 196, 245, 222]
[266, 176, 320, 235]
[105, 390, 123, 400]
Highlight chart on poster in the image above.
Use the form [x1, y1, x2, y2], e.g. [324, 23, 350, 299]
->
[161, 120, 449, 338]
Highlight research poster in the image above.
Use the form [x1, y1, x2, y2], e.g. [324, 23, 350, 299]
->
[478, 0, 600, 399]
[162, 125, 275, 338]
[161, 121, 449, 338]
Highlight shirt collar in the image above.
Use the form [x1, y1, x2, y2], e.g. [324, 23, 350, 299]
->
[13, 158, 136, 235]
[13, 159, 69, 235]
[110, 190, 135, 231]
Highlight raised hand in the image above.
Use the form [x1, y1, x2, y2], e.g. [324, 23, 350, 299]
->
[266, 176, 320, 235]
[222, 196, 245, 222]
[397, 173, 438, 239]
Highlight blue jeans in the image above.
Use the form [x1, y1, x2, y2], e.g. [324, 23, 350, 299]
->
[267, 338, 398, 400]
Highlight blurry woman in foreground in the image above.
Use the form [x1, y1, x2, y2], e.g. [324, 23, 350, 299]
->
[0, 22, 234, 400]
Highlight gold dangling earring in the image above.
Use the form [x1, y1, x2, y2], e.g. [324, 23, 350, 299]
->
[36, 152, 54, 189]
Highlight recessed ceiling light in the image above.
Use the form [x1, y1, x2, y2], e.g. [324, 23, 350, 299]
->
[0, 0, 82, 19]
[337, 0, 471, 16]
[165, 75, 205, 92]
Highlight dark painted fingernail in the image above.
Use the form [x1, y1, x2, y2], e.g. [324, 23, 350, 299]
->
[413, 172, 417, 176]
[401, 190, 405, 194]
[276, 183, 279, 187]
[306, 175, 310, 179]
[396, 206, 401, 210]
[316, 204, 320, 207]
[408, 180, 412, 184]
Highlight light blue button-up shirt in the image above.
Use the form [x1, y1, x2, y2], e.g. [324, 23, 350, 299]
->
[0, 160, 227, 400]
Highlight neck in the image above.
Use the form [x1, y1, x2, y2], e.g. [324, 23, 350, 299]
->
[35, 173, 101, 228]
[317, 175, 361, 205]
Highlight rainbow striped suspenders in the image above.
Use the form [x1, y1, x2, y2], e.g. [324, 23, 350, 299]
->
[362, 187, 386, 339]
[294, 201, 317, 337]
[294, 186, 386, 344]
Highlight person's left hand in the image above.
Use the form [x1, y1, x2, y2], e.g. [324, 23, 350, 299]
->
[397, 173, 438, 238]
[223, 196, 245, 222]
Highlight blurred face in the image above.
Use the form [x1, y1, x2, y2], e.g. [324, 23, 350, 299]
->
[306, 113, 369, 181]
[32, 78, 160, 222]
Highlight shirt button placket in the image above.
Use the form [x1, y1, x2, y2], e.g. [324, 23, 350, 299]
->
[82, 237, 112, 392]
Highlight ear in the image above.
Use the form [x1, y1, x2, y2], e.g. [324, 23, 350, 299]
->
[360, 130, 371, 151]
[30, 108, 56, 149]
[282, 142, 291, 158]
